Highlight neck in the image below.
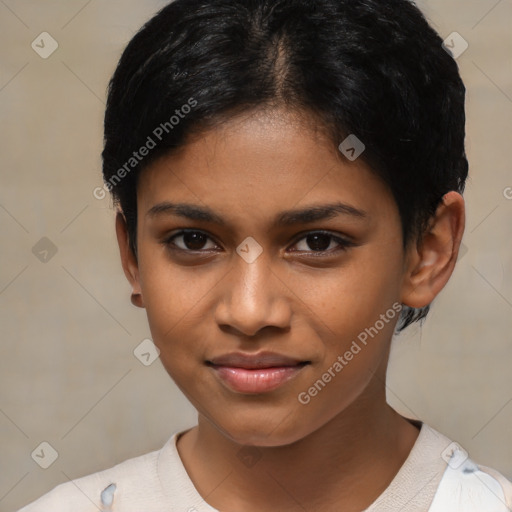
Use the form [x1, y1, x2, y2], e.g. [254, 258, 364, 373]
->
[177, 382, 420, 512]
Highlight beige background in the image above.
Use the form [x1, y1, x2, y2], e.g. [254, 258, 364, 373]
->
[0, 0, 511, 510]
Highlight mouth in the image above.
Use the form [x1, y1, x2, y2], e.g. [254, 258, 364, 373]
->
[205, 352, 311, 394]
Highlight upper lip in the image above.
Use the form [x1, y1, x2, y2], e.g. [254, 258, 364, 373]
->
[206, 351, 310, 369]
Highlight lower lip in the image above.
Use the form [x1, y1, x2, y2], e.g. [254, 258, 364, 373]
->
[210, 365, 306, 394]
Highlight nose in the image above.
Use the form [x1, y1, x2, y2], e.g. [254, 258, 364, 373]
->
[213, 253, 292, 338]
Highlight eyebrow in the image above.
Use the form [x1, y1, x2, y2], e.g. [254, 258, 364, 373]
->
[146, 201, 368, 228]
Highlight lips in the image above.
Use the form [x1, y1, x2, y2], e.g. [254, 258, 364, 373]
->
[206, 351, 310, 394]
[207, 351, 308, 369]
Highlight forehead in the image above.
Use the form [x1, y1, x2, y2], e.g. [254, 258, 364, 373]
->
[136, 108, 397, 227]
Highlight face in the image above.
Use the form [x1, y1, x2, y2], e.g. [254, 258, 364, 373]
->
[129, 108, 410, 446]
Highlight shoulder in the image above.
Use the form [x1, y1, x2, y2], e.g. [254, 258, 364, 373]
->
[17, 440, 169, 512]
[427, 433, 512, 512]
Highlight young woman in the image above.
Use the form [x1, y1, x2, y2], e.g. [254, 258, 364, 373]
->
[19, 0, 512, 510]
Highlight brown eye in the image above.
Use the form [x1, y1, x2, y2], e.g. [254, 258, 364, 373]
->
[291, 231, 353, 255]
[303, 233, 333, 252]
[164, 230, 217, 252]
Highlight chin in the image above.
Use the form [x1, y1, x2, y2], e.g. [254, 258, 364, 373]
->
[215, 415, 313, 448]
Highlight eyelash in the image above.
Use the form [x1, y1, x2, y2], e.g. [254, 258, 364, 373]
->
[161, 229, 354, 257]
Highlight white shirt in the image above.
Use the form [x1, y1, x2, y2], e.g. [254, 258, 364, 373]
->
[17, 422, 512, 511]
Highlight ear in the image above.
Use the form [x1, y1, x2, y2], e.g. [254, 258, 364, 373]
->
[115, 210, 145, 308]
[400, 191, 465, 309]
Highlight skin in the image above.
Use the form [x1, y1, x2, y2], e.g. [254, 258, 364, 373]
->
[116, 107, 465, 511]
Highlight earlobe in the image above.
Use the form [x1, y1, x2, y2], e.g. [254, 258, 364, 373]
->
[401, 191, 465, 309]
[115, 210, 145, 308]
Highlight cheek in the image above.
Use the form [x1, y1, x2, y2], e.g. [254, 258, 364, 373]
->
[138, 247, 213, 334]
[306, 252, 403, 339]
[297, 306, 399, 430]
[137, 256, 204, 366]
[136, 252, 233, 393]
[299, 247, 403, 395]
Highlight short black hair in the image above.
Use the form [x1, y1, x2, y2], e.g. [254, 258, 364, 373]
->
[101, 0, 468, 331]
